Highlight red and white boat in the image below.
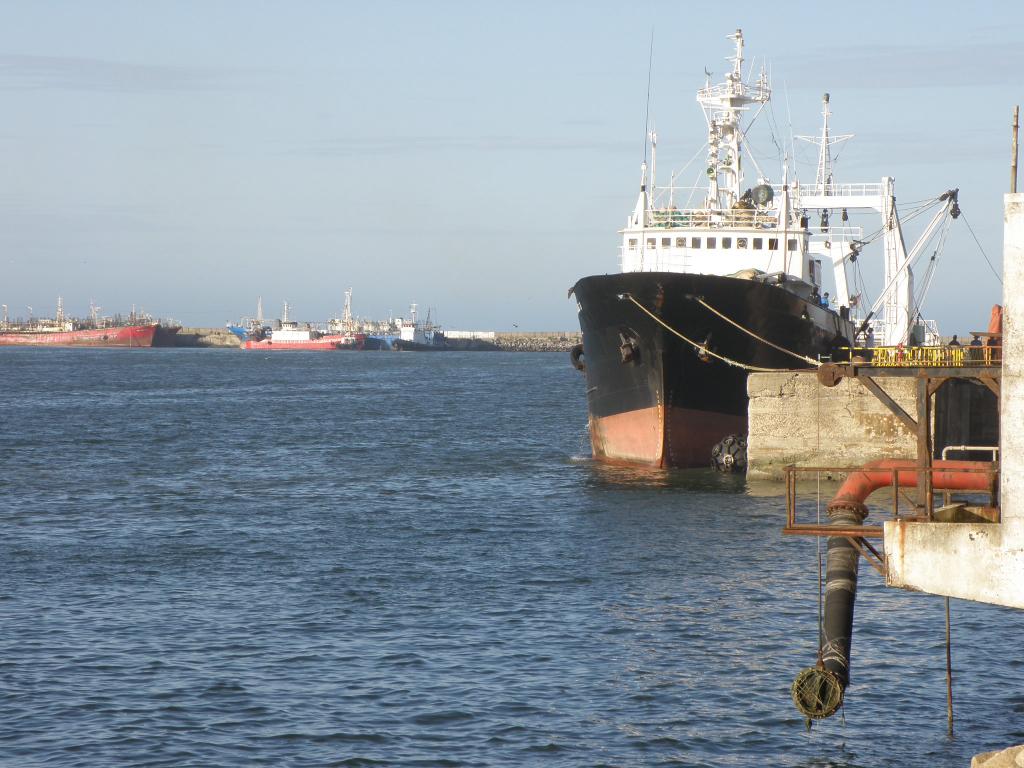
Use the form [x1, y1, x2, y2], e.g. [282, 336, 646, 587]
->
[0, 299, 158, 347]
[242, 301, 364, 351]
[0, 323, 158, 347]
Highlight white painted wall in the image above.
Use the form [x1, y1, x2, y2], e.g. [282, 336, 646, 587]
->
[1002, 193, 1024, 520]
[885, 194, 1024, 608]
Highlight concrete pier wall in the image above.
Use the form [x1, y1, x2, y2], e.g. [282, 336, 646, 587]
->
[746, 371, 918, 480]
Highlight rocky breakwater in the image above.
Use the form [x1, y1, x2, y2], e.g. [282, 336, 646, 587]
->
[493, 332, 582, 352]
[172, 327, 242, 348]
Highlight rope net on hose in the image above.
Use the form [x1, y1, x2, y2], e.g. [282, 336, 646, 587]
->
[791, 666, 844, 722]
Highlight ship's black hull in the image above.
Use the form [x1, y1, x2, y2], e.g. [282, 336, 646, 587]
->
[393, 339, 447, 351]
[572, 272, 853, 468]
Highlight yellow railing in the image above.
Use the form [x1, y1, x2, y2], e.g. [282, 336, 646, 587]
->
[840, 345, 1001, 367]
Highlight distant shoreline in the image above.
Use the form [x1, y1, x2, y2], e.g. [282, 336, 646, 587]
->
[168, 328, 582, 352]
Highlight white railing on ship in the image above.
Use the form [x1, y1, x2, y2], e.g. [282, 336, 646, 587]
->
[647, 209, 780, 228]
[697, 82, 770, 102]
[804, 225, 864, 240]
[619, 254, 692, 272]
[792, 182, 884, 198]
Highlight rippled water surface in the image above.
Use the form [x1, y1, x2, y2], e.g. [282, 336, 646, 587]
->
[2, 349, 1022, 767]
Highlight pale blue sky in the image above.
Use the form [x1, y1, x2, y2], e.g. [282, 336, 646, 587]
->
[0, 0, 1020, 331]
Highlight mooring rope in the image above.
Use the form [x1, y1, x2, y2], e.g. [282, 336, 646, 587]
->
[695, 297, 822, 367]
[624, 294, 782, 373]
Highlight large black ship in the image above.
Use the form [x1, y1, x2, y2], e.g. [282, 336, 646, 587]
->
[571, 30, 959, 468]
[573, 272, 850, 467]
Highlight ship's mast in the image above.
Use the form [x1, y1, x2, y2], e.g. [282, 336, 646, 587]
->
[796, 93, 853, 196]
[696, 29, 770, 210]
[797, 95, 856, 307]
[282, 300, 290, 323]
[256, 296, 264, 324]
[56, 296, 64, 325]
[650, 129, 657, 201]
[343, 288, 353, 328]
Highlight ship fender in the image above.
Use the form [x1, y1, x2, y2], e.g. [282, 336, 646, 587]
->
[710, 434, 747, 473]
[570, 343, 585, 372]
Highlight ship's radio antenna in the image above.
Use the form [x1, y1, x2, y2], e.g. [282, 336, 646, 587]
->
[641, 28, 654, 186]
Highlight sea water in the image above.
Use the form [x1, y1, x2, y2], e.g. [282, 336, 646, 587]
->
[1, 349, 1022, 767]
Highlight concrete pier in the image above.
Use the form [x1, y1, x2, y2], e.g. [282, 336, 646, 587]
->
[884, 193, 1024, 609]
[747, 372, 918, 480]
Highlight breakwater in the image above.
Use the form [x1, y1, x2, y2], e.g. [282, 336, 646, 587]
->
[164, 328, 582, 351]
[171, 327, 242, 348]
[492, 331, 581, 351]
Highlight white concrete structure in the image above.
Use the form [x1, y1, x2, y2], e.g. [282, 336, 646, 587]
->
[885, 193, 1024, 609]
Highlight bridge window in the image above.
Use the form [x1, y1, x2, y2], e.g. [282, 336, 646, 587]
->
[691, 237, 701, 248]
[788, 238, 798, 251]
[707, 237, 716, 249]
[737, 237, 748, 248]
[768, 238, 779, 251]
[628, 238, 638, 250]
[647, 238, 656, 249]
[675, 237, 686, 248]
[753, 238, 763, 250]
[722, 237, 732, 249]
[661, 237, 671, 248]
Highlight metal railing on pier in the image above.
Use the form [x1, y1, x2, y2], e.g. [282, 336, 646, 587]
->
[839, 345, 1002, 367]
[783, 463, 1000, 575]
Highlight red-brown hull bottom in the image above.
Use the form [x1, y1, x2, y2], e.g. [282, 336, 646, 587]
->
[590, 405, 746, 468]
[0, 324, 158, 347]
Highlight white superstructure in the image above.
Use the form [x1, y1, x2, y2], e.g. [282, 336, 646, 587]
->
[620, 29, 961, 347]
[272, 301, 320, 342]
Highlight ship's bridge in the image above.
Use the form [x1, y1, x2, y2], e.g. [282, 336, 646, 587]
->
[620, 203, 815, 284]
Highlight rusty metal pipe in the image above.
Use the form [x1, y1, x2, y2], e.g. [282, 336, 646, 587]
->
[792, 458, 994, 722]
[827, 458, 995, 520]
